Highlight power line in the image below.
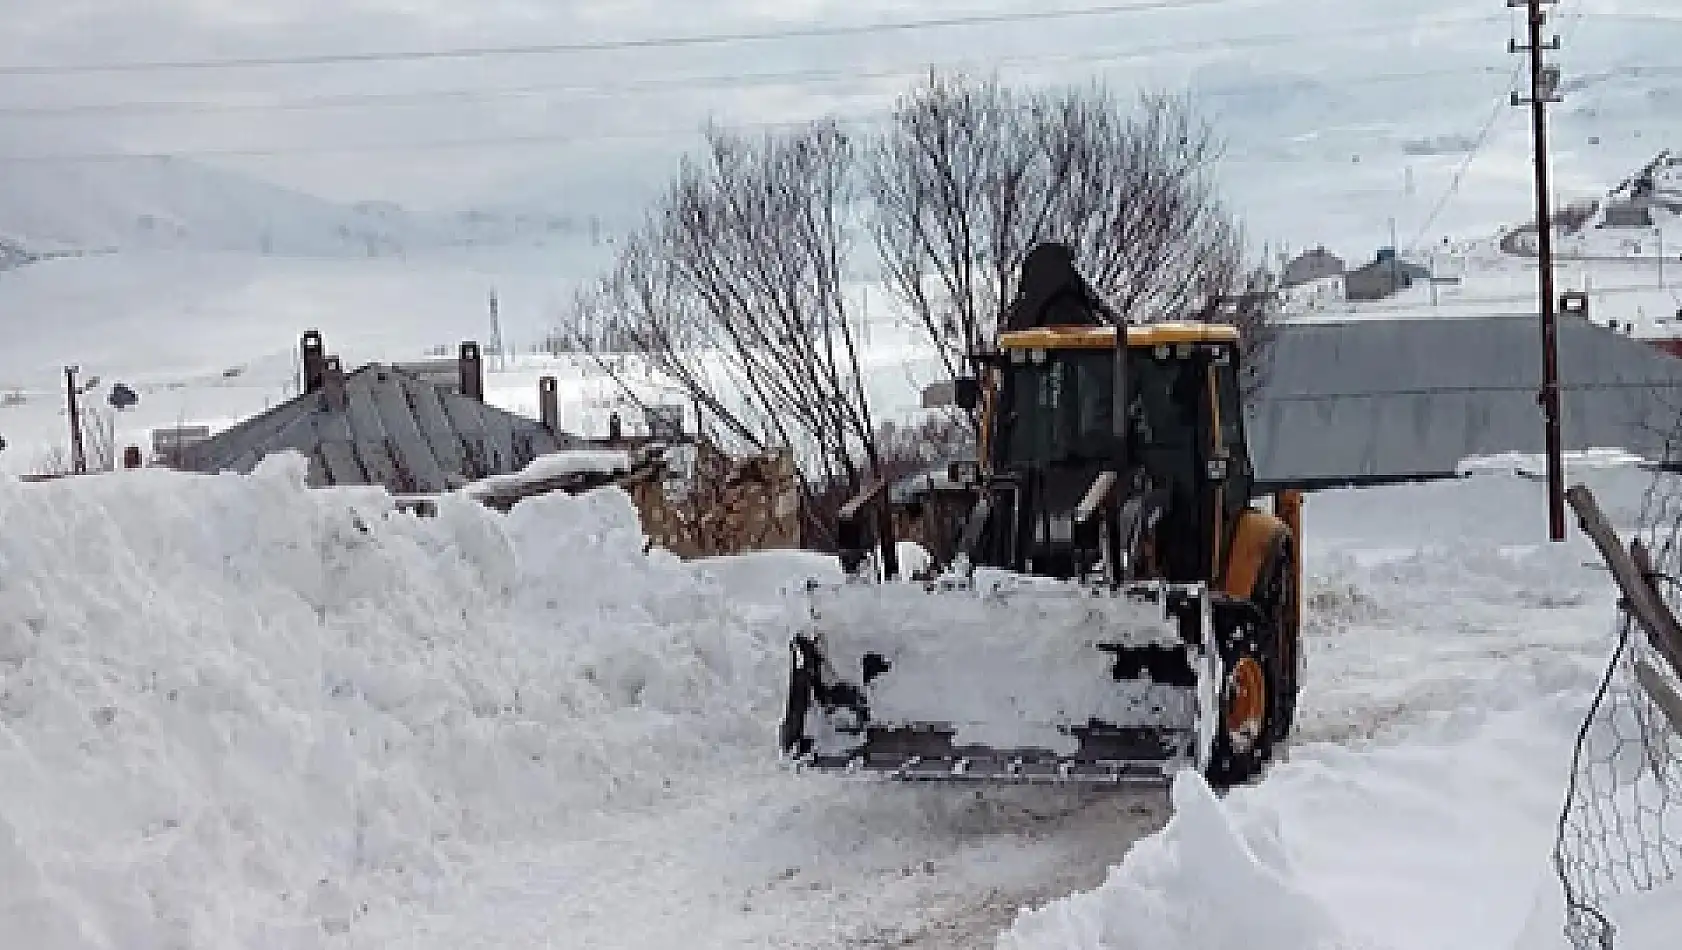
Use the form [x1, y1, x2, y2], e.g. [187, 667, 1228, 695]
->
[0, 59, 1526, 122]
[1400, 0, 1572, 254]
[1403, 61, 1526, 254]
[0, 7, 1632, 169]
[0, 115, 892, 163]
[0, 1, 1238, 76]
[0, 61, 1553, 166]
[1400, 0, 1617, 255]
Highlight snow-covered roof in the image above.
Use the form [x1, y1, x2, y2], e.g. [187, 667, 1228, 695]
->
[177, 361, 582, 493]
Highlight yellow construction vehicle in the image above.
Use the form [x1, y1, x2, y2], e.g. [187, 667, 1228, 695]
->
[779, 242, 1303, 788]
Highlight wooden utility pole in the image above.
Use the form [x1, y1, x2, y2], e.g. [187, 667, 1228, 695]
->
[1511, 0, 1566, 541]
[64, 365, 86, 475]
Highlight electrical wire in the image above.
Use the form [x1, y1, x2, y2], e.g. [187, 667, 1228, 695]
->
[0, 1, 1244, 76]
[0, 5, 1653, 174]
[0, 63, 1549, 166]
[0, 60, 1523, 122]
[0, 115, 892, 163]
[0, 16, 1553, 166]
[1402, 0, 1598, 254]
[1402, 62, 1525, 254]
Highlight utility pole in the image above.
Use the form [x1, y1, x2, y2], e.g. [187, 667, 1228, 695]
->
[1658, 226, 1665, 288]
[64, 365, 86, 475]
[1511, 0, 1567, 542]
[1387, 216, 1400, 291]
[488, 288, 504, 374]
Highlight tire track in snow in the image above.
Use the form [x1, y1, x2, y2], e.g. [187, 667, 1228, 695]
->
[339, 771, 1169, 950]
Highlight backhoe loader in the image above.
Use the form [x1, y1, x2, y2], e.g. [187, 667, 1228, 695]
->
[778, 242, 1303, 789]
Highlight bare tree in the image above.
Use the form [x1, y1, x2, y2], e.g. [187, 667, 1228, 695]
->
[29, 403, 121, 477]
[571, 120, 885, 544]
[561, 72, 1277, 560]
[868, 72, 1278, 411]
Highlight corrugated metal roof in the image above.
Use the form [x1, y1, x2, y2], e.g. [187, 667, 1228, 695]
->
[1245, 313, 1682, 489]
[179, 363, 580, 493]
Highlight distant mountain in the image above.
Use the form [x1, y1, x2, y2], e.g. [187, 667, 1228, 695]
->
[0, 153, 422, 256]
[0, 149, 619, 260]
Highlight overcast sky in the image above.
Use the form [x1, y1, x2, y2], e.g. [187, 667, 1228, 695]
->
[0, 0, 1675, 250]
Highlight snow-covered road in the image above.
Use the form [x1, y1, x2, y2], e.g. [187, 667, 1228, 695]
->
[0, 453, 1675, 950]
[349, 776, 1166, 950]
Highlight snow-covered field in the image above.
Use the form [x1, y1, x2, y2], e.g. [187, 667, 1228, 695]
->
[0, 440, 1676, 949]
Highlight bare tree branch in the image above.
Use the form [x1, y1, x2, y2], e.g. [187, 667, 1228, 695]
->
[568, 120, 885, 544]
[868, 72, 1278, 413]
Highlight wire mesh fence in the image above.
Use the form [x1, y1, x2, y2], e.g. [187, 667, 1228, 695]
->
[1553, 474, 1682, 950]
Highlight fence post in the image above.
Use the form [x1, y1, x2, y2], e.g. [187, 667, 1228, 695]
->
[1566, 484, 1682, 723]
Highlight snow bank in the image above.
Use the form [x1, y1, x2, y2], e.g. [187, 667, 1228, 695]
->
[0, 453, 781, 949]
[998, 770, 1369, 950]
[1001, 695, 1604, 950]
[1000, 467, 1660, 950]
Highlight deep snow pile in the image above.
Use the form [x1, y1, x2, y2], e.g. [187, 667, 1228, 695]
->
[997, 467, 1682, 950]
[999, 693, 1608, 950]
[0, 454, 782, 949]
[997, 771, 1371, 950]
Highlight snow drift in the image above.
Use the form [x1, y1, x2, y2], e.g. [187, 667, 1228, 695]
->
[993, 467, 1682, 950]
[997, 769, 1371, 950]
[0, 454, 782, 949]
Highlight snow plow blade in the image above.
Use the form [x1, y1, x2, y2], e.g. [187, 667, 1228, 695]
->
[779, 573, 1222, 787]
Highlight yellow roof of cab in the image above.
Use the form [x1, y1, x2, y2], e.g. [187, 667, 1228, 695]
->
[998, 322, 1240, 349]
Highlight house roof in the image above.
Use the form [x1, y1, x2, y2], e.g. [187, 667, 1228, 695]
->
[1246, 312, 1682, 490]
[1289, 247, 1343, 264]
[177, 362, 581, 493]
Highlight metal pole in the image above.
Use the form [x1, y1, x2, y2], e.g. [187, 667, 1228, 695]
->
[1389, 216, 1400, 291]
[488, 288, 504, 373]
[65, 365, 86, 475]
[1511, 0, 1566, 541]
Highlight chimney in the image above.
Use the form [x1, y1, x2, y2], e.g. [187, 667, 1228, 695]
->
[322, 355, 347, 410]
[458, 341, 484, 401]
[538, 375, 560, 433]
[608, 411, 623, 443]
[301, 330, 327, 394]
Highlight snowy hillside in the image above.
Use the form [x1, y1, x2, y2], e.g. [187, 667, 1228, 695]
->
[0, 449, 1675, 949]
[1552, 150, 1682, 259]
[0, 154, 413, 257]
[0, 154, 614, 260]
[1274, 145, 1682, 346]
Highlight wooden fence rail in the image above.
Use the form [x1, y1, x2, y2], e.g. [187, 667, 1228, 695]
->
[1567, 484, 1682, 736]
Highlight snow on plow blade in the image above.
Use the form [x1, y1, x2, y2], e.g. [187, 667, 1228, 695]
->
[779, 572, 1221, 786]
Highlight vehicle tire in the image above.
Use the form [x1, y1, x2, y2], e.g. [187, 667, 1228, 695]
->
[779, 641, 814, 757]
[1204, 602, 1279, 789]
